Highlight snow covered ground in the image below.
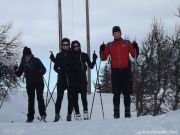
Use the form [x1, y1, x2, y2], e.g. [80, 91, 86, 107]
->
[0, 91, 179, 135]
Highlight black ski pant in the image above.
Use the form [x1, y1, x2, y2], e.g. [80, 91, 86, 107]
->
[55, 86, 65, 115]
[67, 89, 80, 115]
[79, 80, 88, 112]
[111, 68, 132, 114]
[113, 93, 131, 113]
[55, 78, 80, 115]
[26, 78, 46, 120]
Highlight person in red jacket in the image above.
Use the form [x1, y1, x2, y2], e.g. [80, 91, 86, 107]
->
[100, 26, 139, 118]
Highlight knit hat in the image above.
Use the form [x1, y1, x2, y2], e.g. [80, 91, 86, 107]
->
[112, 26, 121, 34]
[23, 47, 32, 56]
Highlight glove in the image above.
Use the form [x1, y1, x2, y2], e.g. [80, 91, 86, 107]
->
[60, 65, 66, 72]
[50, 53, 55, 62]
[93, 52, 98, 61]
[132, 41, 138, 49]
[56, 67, 61, 73]
[132, 41, 139, 58]
[99, 43, 105, 57]
[100, 43, 105, 52]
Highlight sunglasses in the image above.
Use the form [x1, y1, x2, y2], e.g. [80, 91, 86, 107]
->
[73, 45, 80, 48]
[62, 43, 69, 46]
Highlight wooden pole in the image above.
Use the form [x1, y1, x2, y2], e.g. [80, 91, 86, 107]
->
[58, 0, 63, 52]
[86, 0, 91, 94]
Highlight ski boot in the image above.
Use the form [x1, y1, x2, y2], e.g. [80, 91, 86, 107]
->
[113, 106, 120, 119]
[26, 118, 33, 123]
[40, 115, 46, 122]
[113, 112, 120, 119]
[83, 111, 89, 120]
[125, 108, 131, 118]
[66, 114, 71, 121]
[75, 114, 82, 121]
[53, 114, 60, 122]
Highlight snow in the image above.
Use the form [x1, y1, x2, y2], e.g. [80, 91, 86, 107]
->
[0, 91, 179, 135]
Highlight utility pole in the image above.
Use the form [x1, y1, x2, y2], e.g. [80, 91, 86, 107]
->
[86, 0, 91, 94]
[58, 0, 63, 52]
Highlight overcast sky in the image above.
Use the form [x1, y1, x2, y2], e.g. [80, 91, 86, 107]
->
[0, 0, 179, 58]
[0, 0, 179, 88]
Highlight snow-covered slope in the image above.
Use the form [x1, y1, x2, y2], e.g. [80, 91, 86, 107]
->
[0, 91, 179, 135]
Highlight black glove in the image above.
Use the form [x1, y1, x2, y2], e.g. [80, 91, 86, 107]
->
[56, 67, 61, 73]
[50, 53, 55, 62]
[132, 41, 139, 58]
[99, 43, 105, 57]
[93, 52, 98, 61]
[133, 41, 138, 49]
[60, 65, 66, 72]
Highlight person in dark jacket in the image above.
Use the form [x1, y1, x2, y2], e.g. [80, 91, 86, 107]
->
[53, 38, 82, 122]
[100, 26, 139, 118]
[15, 47, 46, 122]
[71, 40, 97, 120]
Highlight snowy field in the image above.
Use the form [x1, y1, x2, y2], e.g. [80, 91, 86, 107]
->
[0, 91, 179, 135]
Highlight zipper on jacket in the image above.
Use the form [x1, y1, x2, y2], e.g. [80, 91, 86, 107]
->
[118, 43, 121, 68]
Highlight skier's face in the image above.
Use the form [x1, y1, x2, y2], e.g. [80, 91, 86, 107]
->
[113, 31, 121, 40]
[73, 43, 80, 52]
[62, 41, 70, 50]
[24, 55, 31, 62]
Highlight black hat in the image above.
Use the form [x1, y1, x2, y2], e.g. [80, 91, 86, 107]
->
[23, 47, 32, 56]
[112, 26, 121, 34]
[62, 38, 70, 46]
[71, 40, 80, 48]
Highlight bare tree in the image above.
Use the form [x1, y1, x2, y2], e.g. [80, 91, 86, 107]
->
[167, 25, 180, 110]
[133, 14, 180, 117]
[134, 19, 174, 116]
[0, 23, 22, 105]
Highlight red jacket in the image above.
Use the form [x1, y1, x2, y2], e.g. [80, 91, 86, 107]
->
[101, 38, 137, 69]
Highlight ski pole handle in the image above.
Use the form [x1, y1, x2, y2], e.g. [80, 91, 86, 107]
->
[49, 51, 53, 54]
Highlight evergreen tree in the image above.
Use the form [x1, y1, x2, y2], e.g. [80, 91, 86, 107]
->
[95, 59, 112, 93]
[134, 18, 180, 116]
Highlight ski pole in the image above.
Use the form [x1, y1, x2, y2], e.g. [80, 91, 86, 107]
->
[95, 58, 105, 119]
[45, 83, 57, 108]
[65, 73, 76, 119]
[90, 51, 103, 119]
[43, 77, 55, 105]
[133, 40, 139, 114]
[94, 50, 105, 119]
[45, 51, 53, 106]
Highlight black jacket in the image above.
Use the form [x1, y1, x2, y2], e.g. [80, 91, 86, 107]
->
[54, 50, 81, 88]
[76, 52, 96, 71]
[74, 51, 96, 81]
[16, 55, 46, 83]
